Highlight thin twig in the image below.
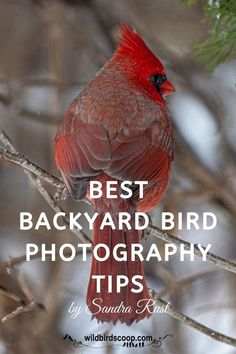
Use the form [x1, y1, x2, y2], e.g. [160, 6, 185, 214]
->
[0, 246, 92, 269]
[29, 175, 91, 243]
[150, 290, 236, 347]
[0, 285, 22, 303]
[0, 146, 63, 189]
[1, 264, 43, 323]
[2, 302, 35, 323]
[1, 254, 41, 269]
[0, 128, 91, 243]
[147, 225, 236, 274]
[14, 265, 33, 302]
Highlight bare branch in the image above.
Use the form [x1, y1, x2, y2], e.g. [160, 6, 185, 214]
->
[29, 175, 91, 243]
[0, 128, 91, 243]
[1, 264, 44, 323]
[0, 285, 23, 303]
[151, 290, 236, 347]
[0, 146, 64, 189]
[147, 225, 236, 274]
[2, 302, 35, 323]
[0, 246, 92, 270]
[1, 254, 42, 269]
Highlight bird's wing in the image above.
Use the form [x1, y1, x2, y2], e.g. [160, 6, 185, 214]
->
[55, 119, 111, 200]
[107, 124, 173, 183]
[55, 117, 173, 200]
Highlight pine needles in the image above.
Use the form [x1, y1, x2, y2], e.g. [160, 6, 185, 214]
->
[182, 0, 236, 70]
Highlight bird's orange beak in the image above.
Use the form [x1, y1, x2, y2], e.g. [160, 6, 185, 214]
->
[161, 80, 175, 97]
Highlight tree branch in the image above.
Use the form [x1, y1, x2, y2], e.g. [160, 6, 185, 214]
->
[0, 146, 63, 189]
[29, 175, 91, 243]
[147, 225, 236, 274]
[0, 128, 91, 243]
[1, 264, 45, 323]
[150, 290, 236, 347]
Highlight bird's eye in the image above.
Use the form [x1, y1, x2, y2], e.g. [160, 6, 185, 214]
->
[150, 73, 167, 91]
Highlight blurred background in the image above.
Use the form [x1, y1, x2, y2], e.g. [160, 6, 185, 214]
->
[0, 0, 236, 353]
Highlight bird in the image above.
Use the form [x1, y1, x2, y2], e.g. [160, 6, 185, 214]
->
[55, 25, 175, 325]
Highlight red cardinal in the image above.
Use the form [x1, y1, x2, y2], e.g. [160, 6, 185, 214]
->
[55, 26, 175, 325]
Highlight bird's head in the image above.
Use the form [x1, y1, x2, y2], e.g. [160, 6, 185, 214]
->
[114, 25, 175, 109]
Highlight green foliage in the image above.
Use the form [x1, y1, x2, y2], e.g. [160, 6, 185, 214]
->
[182, 0, 236, 70]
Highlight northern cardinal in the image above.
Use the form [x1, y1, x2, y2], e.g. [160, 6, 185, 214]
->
[55, 25, 175, 325]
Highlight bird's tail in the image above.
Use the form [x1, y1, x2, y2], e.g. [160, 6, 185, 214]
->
[86, 213, 152, 325]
